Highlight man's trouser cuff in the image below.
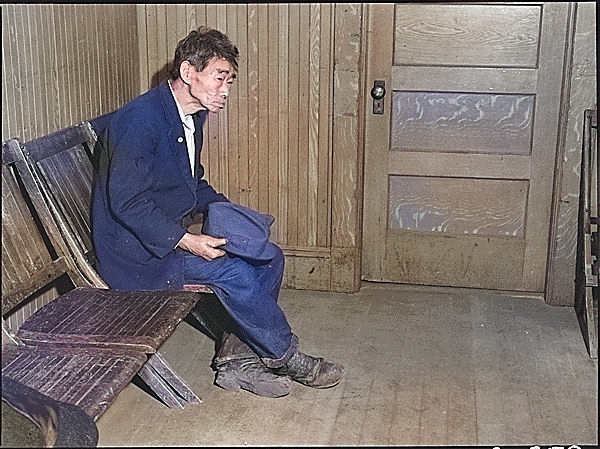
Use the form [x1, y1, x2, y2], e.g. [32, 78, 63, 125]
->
[260, 334, 298, 369]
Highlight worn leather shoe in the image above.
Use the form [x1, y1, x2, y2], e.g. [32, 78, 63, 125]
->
[274, 351, 344, 388]
[213, 332, 292, 398]
[215, 359, 292, 398]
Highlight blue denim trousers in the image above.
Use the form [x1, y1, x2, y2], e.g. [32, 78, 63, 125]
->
[183, 242, 297, 368]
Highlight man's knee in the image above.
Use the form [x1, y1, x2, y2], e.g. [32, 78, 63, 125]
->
[265, 243, 284, 271]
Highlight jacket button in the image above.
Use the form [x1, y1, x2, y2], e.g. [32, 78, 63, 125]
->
[177, 137, 184, 143]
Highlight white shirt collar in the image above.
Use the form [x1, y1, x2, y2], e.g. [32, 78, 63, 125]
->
[168, 80, 196, 175]
[168, 80, 195, 132]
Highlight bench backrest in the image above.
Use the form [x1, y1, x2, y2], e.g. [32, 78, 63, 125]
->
[21, 119, 213, 295]
[1, 140, 87, 317]
[15, 118, 213, 297]
[20, 122, 107, 288]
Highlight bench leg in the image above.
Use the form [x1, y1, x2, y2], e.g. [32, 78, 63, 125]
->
[136, 352, 202, 409]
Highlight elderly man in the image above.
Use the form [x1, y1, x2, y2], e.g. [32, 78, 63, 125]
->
[91, 26, 344, 398]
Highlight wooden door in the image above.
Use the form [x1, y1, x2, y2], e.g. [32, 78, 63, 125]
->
[362, 3, 573, 291]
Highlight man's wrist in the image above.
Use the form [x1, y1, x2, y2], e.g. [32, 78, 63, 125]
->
[176, 232, 189, 250]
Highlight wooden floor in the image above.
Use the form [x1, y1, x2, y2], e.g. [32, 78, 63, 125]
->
[96, 283, 598, 447]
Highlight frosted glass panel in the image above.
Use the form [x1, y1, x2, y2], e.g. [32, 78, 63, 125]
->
[388, 175, 527, 237]
[391, 92, 534, 155]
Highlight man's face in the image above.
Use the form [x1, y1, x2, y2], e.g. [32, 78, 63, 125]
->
[186, 57, 236, 113]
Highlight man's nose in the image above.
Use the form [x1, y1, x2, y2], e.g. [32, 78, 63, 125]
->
[219, 84, 230, 99]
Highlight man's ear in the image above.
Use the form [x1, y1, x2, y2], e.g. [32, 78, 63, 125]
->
[179, 61, 193, 85]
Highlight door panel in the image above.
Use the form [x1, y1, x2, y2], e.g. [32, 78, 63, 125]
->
[391, 91, 535, 155]
[393, 4, 541, 68]
[362, 3, 572, 291]
[388, 176, 528, 237]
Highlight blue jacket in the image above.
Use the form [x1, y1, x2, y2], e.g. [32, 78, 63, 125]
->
[91, 81, 228, 290]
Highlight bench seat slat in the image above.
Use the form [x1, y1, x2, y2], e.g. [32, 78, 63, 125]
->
[16, 287, 199, 353]
[2, 345, 147, 421]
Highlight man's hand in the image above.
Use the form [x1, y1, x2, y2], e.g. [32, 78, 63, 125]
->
[177, 232, 227, 260]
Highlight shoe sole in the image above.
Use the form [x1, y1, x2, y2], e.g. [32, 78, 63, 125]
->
[215, 371, 292, 398]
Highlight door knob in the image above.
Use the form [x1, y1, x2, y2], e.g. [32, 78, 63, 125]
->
[370, 80, 386, 114]
[371, 84, 386, 100]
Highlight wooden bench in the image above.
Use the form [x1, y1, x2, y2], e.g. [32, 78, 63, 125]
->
[2, 141, 147, 421]
[1, 134, 203, 422]
[26, 118, 227, 341]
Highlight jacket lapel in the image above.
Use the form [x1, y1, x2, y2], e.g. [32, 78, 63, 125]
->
[159, 81, 197, 195]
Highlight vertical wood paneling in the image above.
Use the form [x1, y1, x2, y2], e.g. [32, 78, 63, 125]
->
[330, 4, 364, 291]
[245, 5, 260, 211]
[234, 4, 249, 207]
[25, 6, 41, 133]
[287, 4, 301, 246]
[54, 5, 68, 129]
[144, 6, 160, 86]
[107, 4, 120, 105]
[137, 4, 150, 91]
[156, 5, 169, 83]
[1, 4, 139, 142]
[1, 40, 11, 138]
[308, 4, 321, 247]
[98, 5, 112, 113]
[257, 5, 269, 213]
[92, 5, 103, 113]
[166, 8, 181, 77]
[267, 5, 280, 235]
[14, 6, 31, 137]
[318, 5, 334, 248]
[277, 5, 290, 244]
[152, 5, 165, 83]
[205, 3, 217, 26]
[33, 6, 51, 132]
[118, 4, 136, 105]
[222, 3, 237, 204]
[2, 6, 17, 138]
[331, 3, 362, 248]
[201, 4, 230, 201]
[297, 3, 310, 247]
[215, 0, 231, 202]
[70, 6, 84, 121]
[82, 6, 94, 119]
